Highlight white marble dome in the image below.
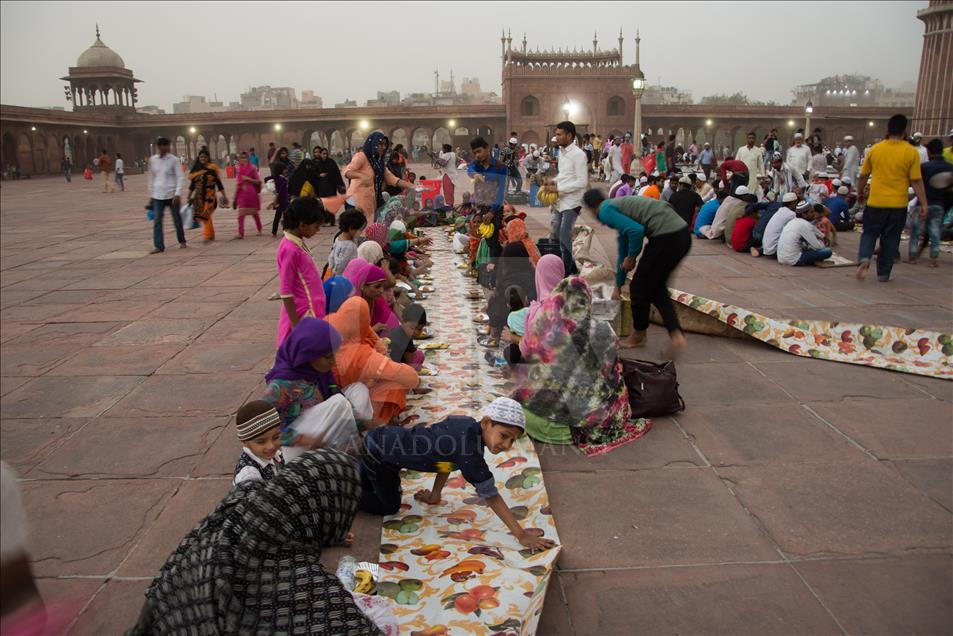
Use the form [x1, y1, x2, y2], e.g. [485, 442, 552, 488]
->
[76, 36, 125, 69]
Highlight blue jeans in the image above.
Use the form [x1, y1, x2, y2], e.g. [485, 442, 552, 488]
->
[908, 204, 944, 260]
[151, 198, 186, 251]
[552, 207, 580, 275]
[115, 173, 124, 191]
[858, 206, 906, 279]
[508, 169, 522, 193]
[795, 247, 832, 266]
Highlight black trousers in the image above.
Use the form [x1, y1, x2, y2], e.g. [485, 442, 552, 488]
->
[630, 226, 692, 332]
[271, 206, 285, 236]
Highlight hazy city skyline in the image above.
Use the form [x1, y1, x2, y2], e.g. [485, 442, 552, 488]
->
[1, 1, 928, 112]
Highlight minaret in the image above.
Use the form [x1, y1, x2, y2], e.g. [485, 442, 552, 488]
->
[593, 31, 598, 54]
[522, 33, 527, 54]
[635, 29, 641, 66]
[449, 69, 455, 93]
[95, 22, 100, 39]
[501, 29, 506, 62]
[505, 28, 512, 63]
[618, 28, 624, 64]
[434, 68, 439, 95]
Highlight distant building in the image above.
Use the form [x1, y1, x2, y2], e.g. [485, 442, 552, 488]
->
[642, 84, 693, 105]
[791, 75, 915, 109]
[334, 99, 359, 108]
[300, 90, 323, 108]
[239, 85, 297, 110]
[138, 105, 166, 115]
[366, 90, 401, 107]
[172, 95, 227, 114]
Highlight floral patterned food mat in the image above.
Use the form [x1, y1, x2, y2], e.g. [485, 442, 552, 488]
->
[670, 289, 953, 380]
[378, 229, 562, 636]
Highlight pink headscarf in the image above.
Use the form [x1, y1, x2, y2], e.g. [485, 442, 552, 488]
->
[535, 254, 566, 304]
[349, 263, 399, 330]
[522, 254, 565, 355]
[342, 257, 370, 287]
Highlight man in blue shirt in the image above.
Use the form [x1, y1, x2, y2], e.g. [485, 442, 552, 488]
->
[693, 190, 726, 237]
[908, 138, 953, 266]
[826, 186, 853, 231]
[358, 397, 555, 553]
[467, 136, 508, 216]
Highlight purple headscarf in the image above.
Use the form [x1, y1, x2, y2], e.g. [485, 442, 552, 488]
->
[265, 318, 342, 399]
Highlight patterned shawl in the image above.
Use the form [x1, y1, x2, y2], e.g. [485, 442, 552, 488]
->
[513, 277, 631, 447]
[129, 449, 381, 635]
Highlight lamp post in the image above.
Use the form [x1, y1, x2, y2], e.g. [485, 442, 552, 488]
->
[804, 100, 813, 143]
[631, 30, 646, 155]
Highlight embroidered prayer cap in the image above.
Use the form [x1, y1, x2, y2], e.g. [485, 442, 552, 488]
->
[508, 137, 518, 144]
[782, 192, 798, 203]
[236, 406, 281, 441]
[796, 200, 811, 214]
[482, 397, 525, 430]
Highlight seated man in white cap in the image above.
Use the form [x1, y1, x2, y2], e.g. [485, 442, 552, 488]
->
[358, 397, 556, 553]
[700, 185, 753, 241]
[756, 193, 801, 258]
[777, 201, 831, 266]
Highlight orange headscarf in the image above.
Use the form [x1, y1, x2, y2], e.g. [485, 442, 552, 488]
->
[326, 297, 417, 390]
[504, 218, 540, 266]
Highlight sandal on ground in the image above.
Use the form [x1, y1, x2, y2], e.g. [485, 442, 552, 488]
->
[478, 336, 500, 348]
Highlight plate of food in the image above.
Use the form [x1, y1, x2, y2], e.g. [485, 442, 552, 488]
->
[419, 285, 435, 293]
[419, 364, 439, 377]
[414, 326, 435, 340]
[419, 342, 449, 350]
[472, 313, 489, 324]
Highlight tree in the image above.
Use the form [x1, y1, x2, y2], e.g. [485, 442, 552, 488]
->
[700, 92, 750, 105]
[700, 93, 778, 106]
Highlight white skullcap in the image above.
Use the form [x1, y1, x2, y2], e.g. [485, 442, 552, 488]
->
[482, 397, 525, 429]
[832, 178, 842, 186]
[796, 200, 811, 213]
[837, 186, 849, 195]
[913, 132, 923, 138]
[782, 192, 798, 203]
[509, 137, 518, 144]
[734, 185, 750, 196]
[844, 135, 854, 141]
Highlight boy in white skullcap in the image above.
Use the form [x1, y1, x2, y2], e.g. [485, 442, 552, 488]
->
[358, 397, 555, 552]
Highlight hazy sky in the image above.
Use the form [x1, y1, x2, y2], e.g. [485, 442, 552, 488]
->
[0, 1, 928, 111]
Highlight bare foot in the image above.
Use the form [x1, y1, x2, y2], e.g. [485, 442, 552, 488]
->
[855, 262, 869, 281]
[663, 331, 688, 360]
[619, 335, 646, 349]
[749, 247, 760, 257]
[342, 532, 354, 547]
[928, 259, 938, 268]
[904, 257, 917, 265]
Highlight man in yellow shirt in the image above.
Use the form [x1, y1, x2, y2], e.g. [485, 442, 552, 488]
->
[855, 114, 928, 283]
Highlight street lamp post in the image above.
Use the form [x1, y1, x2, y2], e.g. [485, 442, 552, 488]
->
[804, 100, 814, 142]
[631, 30, 646, 155]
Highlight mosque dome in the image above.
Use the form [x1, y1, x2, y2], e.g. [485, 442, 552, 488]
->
[75, 29, 125, 68]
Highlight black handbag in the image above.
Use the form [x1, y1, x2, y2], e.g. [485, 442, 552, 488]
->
[621, 359, 686, 418]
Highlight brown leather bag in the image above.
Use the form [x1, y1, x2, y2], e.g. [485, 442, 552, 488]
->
[621, 359, 686, 418]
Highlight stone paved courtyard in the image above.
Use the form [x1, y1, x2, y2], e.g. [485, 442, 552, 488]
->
[1, 170, 951, 635]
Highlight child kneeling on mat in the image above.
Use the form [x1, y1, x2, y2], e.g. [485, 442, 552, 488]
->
[358, 397, 555, 553]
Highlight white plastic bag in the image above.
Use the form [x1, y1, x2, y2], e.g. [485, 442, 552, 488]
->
[180, 203, 194, 229]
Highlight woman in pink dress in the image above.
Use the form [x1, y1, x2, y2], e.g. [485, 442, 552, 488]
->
[234, 151, 263, 238]
[275, 198, 327, 347]
[344, 132, 416, 226]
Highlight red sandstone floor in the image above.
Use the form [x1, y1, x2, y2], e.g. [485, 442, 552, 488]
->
[1, 169, 951, 635]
